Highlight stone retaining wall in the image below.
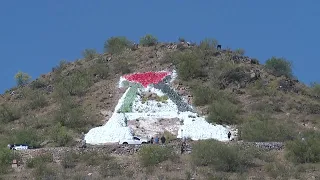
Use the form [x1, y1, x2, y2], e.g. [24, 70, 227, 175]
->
[16, 141, 284, 165]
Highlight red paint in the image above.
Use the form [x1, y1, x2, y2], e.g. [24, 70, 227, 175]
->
[123, 71, 170, 87]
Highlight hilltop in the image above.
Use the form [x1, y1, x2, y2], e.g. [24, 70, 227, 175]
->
[0, 35, 319, 179]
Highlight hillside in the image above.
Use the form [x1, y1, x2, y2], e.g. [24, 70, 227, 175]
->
[0, 35, 320, 179]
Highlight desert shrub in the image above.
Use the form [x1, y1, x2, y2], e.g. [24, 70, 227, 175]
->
[112, 51, 136, 74]
[248, 79, 278, 97]
[191, 139, 253, 172]
[192, 86, 216, 106]
[104, 36, 132, 54]
[26, 153, 53, 168]
[54, 99, 86, 131]
[99, 160, 122, 178]
[199, 38, 218, 51]
[87, 59, 109, 80]
[239, 115, 296, 141]
[163, 130, 176, 142]
[219, 66, 249, 85]
[234, 48, 245, 56]
[33, 164, 57, 180]
[207, 99, 241, 124]
[50, 124, 72, 146]
[264, 162, 292, 179]
[15, 71, 31, 87]
[0, 148, 13, 174]
[140, 34, 158, 47]
[26, 90, 48, 110]
[11, 128, 42, 148]
[82, 49, 97, 60]
[30, 79, 47, 90]
[310, 82, 320, 97]
[265, 57, 293, 77]
[79, 151, 113, 166]
[138, 145, 177, 167]
[53, 60, 68, 76]
[0, 104, 21, 123]
[192, 85, 239, 106]
[61, 151, 79, 169]
[55, 70, 92, 97]
[286, 130, 320, 163]
[175, 51, 204, 80]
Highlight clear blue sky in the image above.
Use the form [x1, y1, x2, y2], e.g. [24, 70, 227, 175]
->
[1, 1, 319, 93]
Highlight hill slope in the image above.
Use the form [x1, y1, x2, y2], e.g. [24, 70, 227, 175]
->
[0, 36, 320, 179]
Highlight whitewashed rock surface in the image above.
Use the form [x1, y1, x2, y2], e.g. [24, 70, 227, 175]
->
[85, 71, 237, 145]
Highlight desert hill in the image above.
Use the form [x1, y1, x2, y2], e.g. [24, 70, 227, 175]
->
[0, 35, 319, 179]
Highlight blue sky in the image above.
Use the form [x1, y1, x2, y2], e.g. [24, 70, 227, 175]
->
[1, 1, 319, 93]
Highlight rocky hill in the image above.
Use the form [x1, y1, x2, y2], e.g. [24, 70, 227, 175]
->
[0, 35, 319, 179]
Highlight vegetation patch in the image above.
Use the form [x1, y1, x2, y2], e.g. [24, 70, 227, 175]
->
[286, 130, 320, 163]
[82, 48, 98, 60]
[0, 148, 14, 174]
[26, 153, 53, 169]
[0, 103, 21, 123]
[138, 145, 178, 167]
[239, 114, 296, 142]
[140, 34, 158, 47]
[104, 36, 133, 54]
[191, 139, 255, 172]
[265, 57, 293, 77]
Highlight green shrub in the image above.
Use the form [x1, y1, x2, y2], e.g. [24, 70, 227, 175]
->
[0, 104, 21, 123]
[239, 115, 296, 141]
[310, 82, 320, 97]
[192, 85, 239, 106]
[27, 90, 48, 110]
[33, 164, 57, 180]
[140, 34, 158, 47]
[79, 151, 113, 166]
[219, 66, 249, 84]
[207, 99, 240, 124]
[26, 153, 53, 168]
[191, 139, 253, 172]
[104, 36, 132, 54]
[248, 79, 278, 97]
[61, 151, 79, 169]
[286, 130, 320, 163]
[30, 79, 47, 90]
[264, 162, 292, 179]
[99, 160, 122, 178]
[11, 128, 42, 148]
[192, 86, 215, 106]
[88, 59, 109, 79]
[50, 124, 72, 146]
[138, 145, 177, 167]
[175, 51, 203, 81]
[82, 49, 97, 60]
[15, 71, 31, 87]
[112, 51, 136, 74]
[234, 48, 245, 56]
[0, 148, 13, 174]
[199, 38, 218, 51]
[55, 69, 92, 97]
[54, 99, 86, 131]
[265, 57, 293, 77]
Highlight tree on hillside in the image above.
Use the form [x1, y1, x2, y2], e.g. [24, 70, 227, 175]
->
[14, 71, 31, 87]
[265, 57, 293, 77]
[104, 36, 132, 54]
